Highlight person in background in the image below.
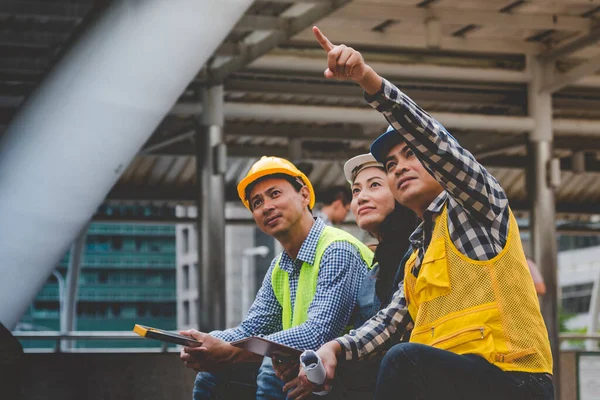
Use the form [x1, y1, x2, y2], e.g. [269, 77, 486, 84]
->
[527, 258, 547, 295]
[179, 156, 373, 400]
[315, 186, 352, 226]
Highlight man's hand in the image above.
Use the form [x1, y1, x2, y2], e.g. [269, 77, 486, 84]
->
[179, 330, 262, 373]
[272, 357, 300, 383]
[179, 330, 234, 373]
[312, 26, 382, 94]
[283, 341, 342, 399]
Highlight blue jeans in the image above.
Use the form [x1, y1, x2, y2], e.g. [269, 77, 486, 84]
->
[375, 343, 554, 400]
[193, 357, 286, 400]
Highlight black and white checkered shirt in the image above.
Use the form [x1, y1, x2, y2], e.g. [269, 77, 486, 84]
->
[337, 78, 510, 361]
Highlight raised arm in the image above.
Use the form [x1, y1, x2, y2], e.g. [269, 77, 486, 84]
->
[312, 26, 508, 225]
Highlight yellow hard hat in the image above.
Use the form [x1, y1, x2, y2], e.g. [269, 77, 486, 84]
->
[237, 156, 315, 210]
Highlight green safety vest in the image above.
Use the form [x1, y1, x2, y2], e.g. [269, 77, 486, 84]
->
[271, 226, 374, 330]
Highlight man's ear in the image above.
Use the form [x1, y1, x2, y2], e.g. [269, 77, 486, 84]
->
[299, 186, 311, 207]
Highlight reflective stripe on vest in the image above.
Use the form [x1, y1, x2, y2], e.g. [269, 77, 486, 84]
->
[404, 205, 553, 374]
[271, 226, 374, 331]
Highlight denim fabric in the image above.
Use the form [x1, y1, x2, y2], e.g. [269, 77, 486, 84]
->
[351, 249, 411, 329]
[256, 357, 287, 399]
[375, 342, 554, 400]
[192, 357, 286, 400]
[351, 264, 382, 330]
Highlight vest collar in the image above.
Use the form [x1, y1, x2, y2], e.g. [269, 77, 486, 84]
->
[279, 217, 325, 274]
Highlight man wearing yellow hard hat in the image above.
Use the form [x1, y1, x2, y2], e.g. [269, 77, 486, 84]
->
[180, 156, 374, 399]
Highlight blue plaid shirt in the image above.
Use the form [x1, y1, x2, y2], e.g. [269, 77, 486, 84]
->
[212, 218, 369, 350]
[337, 78, 510, 361]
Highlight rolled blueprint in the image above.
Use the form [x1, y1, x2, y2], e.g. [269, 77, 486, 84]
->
[300, 350, 330, 396]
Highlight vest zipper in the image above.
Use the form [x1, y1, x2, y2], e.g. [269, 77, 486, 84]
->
[430, 326, 486, 347]
[411, 303, 496, 337]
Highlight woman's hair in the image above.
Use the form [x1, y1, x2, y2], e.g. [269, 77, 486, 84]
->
[374, 202, 417, 305]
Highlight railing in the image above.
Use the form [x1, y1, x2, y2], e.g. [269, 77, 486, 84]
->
[87, 224, 176, 236]
[13, 331, 600, 353]
[58, 257, 175, 269]
[36, 287, 176, 301]
[559, 332, 600, 341]
[13, 331, 181, 353]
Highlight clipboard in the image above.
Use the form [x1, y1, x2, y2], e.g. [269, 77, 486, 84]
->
[230, 336, 302, 361]
[133, 324, 201, 347]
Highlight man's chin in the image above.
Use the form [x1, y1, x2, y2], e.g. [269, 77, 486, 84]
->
[265, 222, 287, 236]
[396, 189, 419, 208]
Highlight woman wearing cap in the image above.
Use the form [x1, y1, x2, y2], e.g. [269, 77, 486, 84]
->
[327, 154, 416, 396]
[343, 153, 416, 328]
[279, 154, 416, 398]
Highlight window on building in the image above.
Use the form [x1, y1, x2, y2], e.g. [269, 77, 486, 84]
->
[111, 237, 123, 251]
[183, 301, 190, 325]
[183, 265, 190, 290]
[561, 283, 594, 314]
[182, 228, 189, 254]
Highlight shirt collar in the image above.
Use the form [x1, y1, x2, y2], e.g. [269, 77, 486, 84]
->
[424, 191, 448, 216]
[409, 191, 448, 249]
[279, 217, 325, 273]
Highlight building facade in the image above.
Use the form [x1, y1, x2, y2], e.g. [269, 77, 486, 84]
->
[558, 243, 600, 331]
[18, 207, 177, 349]
[175, 204, 277, 330]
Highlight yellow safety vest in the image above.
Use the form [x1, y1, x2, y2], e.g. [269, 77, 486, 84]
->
[404, 205, 553, 374]
[271, 226, 374, 330]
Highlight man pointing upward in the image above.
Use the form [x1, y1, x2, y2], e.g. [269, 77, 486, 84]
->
[286, 26, 554, 400]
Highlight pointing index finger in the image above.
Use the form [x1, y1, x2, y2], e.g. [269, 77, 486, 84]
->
[313, 26, 334, 52]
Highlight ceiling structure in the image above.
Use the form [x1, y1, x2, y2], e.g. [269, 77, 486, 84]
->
[3, 0, 600, 221]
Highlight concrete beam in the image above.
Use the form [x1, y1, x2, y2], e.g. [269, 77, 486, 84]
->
[105, 181, 600, 216]
[333, 4, 591, 32]
[208, 0, 351, 83]
[542, 53, 600, 93]
[247, 55, 530, 84]
[170, 101, 600, 136]
[234, 15, 288, 32]
[538, 25, 600, 63]
[291, 25, 543, 55]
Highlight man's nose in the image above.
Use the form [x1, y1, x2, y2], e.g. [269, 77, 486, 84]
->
[262, 199, 275, 213]
[395, 162, 408, 176]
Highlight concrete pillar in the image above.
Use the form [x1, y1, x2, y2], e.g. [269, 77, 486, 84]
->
[63, 222, 89, 348]
[586, 269, 600, 350]
[527, 56, 560, 397]
[195, 85, 226, 331]
[0, 0, 254, 329]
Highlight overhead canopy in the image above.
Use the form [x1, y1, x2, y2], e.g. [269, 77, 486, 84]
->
[3, 0, 600, 219]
